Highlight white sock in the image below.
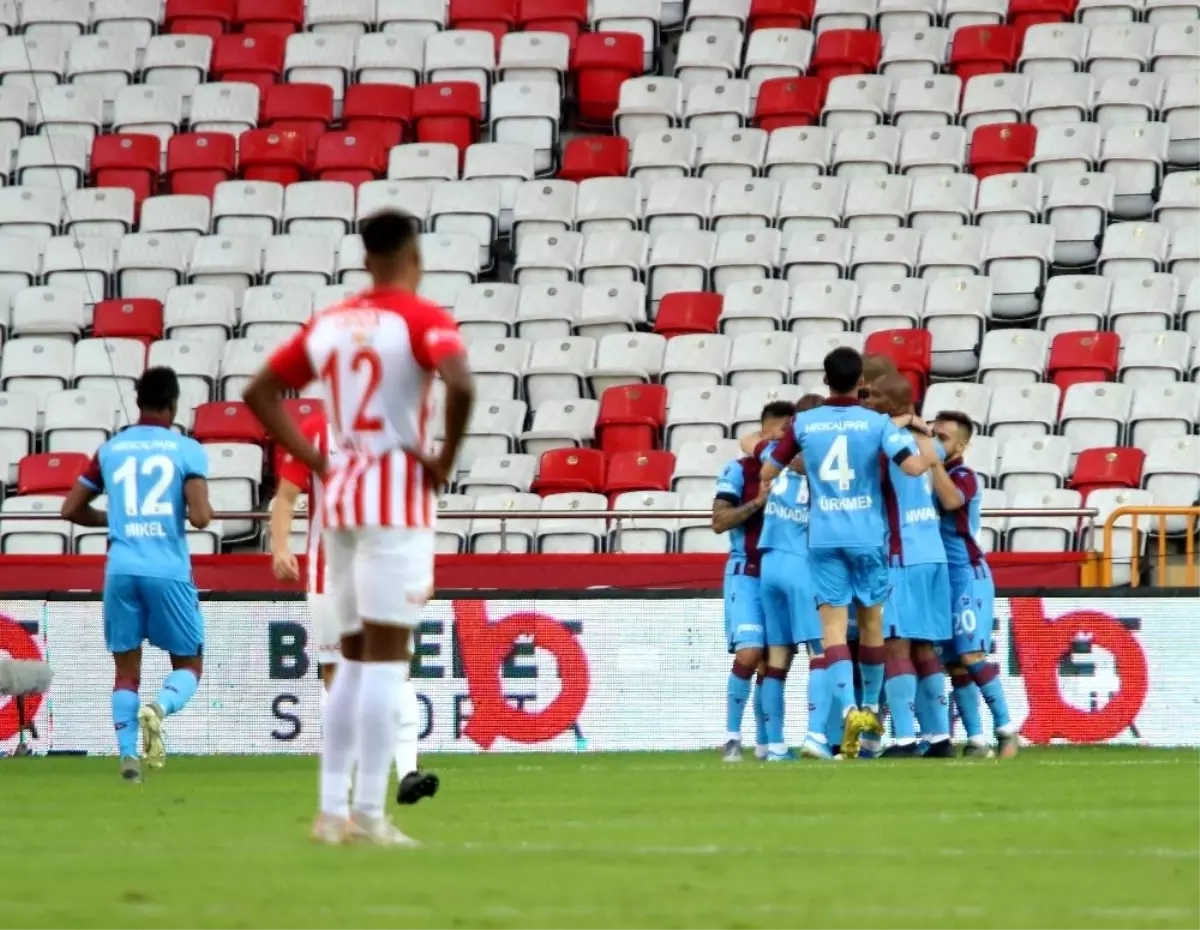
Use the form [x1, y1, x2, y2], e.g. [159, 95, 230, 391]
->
[725, 731, 740, 743]
[352, 661, 408, 820]
[928, 733, 950, 743]
[768, 742, 788, 754]
[807, 732, 828, 744]
[968, 734, 990, 747]
[895, 737, 916, 746]
[394, 675, 420, 778]
[320, 658, 362, 818]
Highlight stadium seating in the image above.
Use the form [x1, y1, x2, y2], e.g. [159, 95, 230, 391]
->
[0, 3, 1194, 558]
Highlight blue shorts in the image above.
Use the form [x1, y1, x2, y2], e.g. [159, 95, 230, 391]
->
[724, 570, 765, 653]
[809, 546, 890, 609]
[940, 564, 996, 661]
[104, 574, 204, 657]
[759, 549, 822, 647]
[884, 562, 952, 643]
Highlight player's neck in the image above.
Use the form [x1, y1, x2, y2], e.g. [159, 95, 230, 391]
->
[824, 393, 860, 407]
[368, 275, 417, 293]
[137, 410, 173, 427]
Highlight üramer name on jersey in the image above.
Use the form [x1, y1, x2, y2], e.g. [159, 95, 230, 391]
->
[765, 500, 808, 523]
[820, 495, 873, 511]
[805, 421, 870, 433]
[905, 506, 940, 523]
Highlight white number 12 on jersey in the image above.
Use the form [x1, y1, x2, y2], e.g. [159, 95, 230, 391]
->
[113, 454, 175, 517]
[818, 435, 856, 492]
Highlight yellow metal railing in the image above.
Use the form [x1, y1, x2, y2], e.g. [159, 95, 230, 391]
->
[1101, 506, 1200, 588]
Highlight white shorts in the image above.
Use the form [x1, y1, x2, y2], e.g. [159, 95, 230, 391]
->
[324, 527, 435, 634]
[307, 593, 342, 666]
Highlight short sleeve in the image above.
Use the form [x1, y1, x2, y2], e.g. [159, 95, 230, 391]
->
[950, 467, 978, 507]
[407, 298, 466, 370]
[184, 439, 209, 481]
[78, 451, 103, 492]
[714, 459, 745, 504]
[769, 418, 800, 469]
[881, 417, 918, 462]
[267, 325, 315, 389]
[276, 413, 321, 490]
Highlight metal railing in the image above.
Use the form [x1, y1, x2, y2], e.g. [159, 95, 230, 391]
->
[1101, 506, 1200, 589]
[2, 506, 1100, 556]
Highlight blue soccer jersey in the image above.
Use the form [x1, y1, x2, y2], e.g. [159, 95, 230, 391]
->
[770, 397, 917, 549]
[714, 455, 764, 570]
[882, 435, 947, 568]
[759, 464, 810, 557]
[937, 457, 987, 569]
[81, 422, 209, 581]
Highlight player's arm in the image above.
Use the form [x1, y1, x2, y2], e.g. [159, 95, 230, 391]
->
[61, 454, 107, 527]
[184, 478, 213, 529]
[404, 309, 475, 487]
[931, 461, 972, 512]
[883, 417, 929, 477]
[712, 497, 763, 534]
[243, 329, 325, 476]
[758, 427, 798, 489]
[269, 478, 303, 582]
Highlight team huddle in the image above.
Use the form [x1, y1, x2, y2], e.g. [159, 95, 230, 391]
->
[714, 348, 1019, 762]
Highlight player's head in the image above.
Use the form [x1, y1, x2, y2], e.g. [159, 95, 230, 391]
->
[933, 409, 974, 458]
[360, 209, 423, 291]
[865, 372, 914, 417]
[136, 366, 180, 421]
[796, 393, 824, 413]
[759, 400, 794, 440]
[823, 346, 863, 396]
[859, 353, 898, 399]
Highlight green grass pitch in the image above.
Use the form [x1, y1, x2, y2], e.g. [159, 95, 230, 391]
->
[1, 748, 1197, 929]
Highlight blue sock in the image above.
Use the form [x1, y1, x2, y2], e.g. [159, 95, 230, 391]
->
[884, 659, 918, 740]
[762, 669, 786, 748]
[753, 677, 768, 747]
[807, 661, 830, 740]
[967, 660, 1013, 732]
[952, 676, 983, 739]
[156, 669, 199, 717]
[112, 689, 140, 759]
[825, 644, 856, 726]
[858, 644, 886, 712]
[726, 663, 753, 739]
[916, 671, 950, 737]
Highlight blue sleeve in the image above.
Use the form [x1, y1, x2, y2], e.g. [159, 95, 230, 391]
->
[183, 439, 209, 481]
[768, 415, 802, 469]
[880, 416, 918, 464]
[934, 439, 948, 462]
[714, 459, 744, 505]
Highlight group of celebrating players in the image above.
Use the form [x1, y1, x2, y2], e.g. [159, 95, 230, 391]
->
[713, 351, 1019, 762]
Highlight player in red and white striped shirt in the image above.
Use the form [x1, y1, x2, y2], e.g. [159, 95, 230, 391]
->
[267, 407, 439, 807]
[245, 211, 474, 847]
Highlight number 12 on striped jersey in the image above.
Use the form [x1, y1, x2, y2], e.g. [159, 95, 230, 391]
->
[320, 347, 383, 435]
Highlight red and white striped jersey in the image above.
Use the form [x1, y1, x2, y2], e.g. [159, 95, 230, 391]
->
[268, 286, 466, 531]
[276, 411, 334, 595]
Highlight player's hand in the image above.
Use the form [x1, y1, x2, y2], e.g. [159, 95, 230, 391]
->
[405, 448, 455, 489]
[272, 550, 300, 582]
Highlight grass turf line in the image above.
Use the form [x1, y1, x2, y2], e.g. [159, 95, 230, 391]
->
[0, 747, 1196, 929]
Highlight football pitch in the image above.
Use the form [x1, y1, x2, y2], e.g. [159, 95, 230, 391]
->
[1, 748, 1197, 929]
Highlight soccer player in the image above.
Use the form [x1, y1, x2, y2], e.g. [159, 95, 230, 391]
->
[268, 410, 437, 806]
[244, 210, 474, 845]
[929, 410, 1018, 759]
[759, 348, 928, 760]
[866, 374, 954, 759]
[60, 367, 213, 783]
[713, 401, 792, 762]
[756, 393, 823, 762]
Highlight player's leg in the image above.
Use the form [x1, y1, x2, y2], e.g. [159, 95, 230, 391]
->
[913, 643, 952, 756]
[878, 568, 917, 757]
[752, 665, 768, 760]
[395, 626, 438, 805]
[785, 568, 828, 760]
[348, 528, 432, 845]
[808, 549, 857, 755]
[957, 573, 1017, 756]
[843, 547, 892, 754]
[759, 554, 796, 761]
[723, 573, 764, 761]
[948, 570, 997, 756]
[104, 574, 146, 782]
[313, 529, 365, 842]
[140, 577, 205, 768]
[309, 594, 341, 691]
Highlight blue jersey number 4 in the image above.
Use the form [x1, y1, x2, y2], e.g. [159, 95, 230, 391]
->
[818, 434, 856, 492]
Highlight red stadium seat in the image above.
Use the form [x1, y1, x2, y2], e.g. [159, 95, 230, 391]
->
[192, 401, 267, 445]
[234, 0, 304, 38]
[313, 130, 388, 185]
[749, 0, 815, 30]
[412, 82, 482, 159]
[1069, 447, 1146, 497]
[91, 299, 164, 345]
[558, 136, 629, 181]
[810, 29, 881, 81]
[603, 450, 676, 501]
[595, 384, 667, 455]
[261, 83, 334, 153]
[212, 34, 286, 92]
[572, 32, 644, 128]
[237, 128, 309, 185]
[90, 134, 161, 211]
[343, 84, 413, 149]
[654, 293, 723, 338]
[949, 25, 1019, 79]
[531, 448, 607, 495]
[753, 76, 824, 131]
[967, 123, 1037, 179]
[166, 132, 237, 198]
[518, 0, 587, 45]
[17, 453, 90, 496]
[1009, 0, 1076, 38]
[165, 0, 233, 38]
[1047, 331, 1120, 389]
[865, 329, 933, 399]
[449, 0, 517, 49]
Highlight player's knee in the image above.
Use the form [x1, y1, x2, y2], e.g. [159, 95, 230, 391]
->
[960, 650, 986, 667]
[734, 648, 761, 670]
[320, 664, 336, 690]
[114, 673, 140, 692]
[885, 637, 910, 660]
[766, 645, 793, 669]
[171, 654, 203, 679]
